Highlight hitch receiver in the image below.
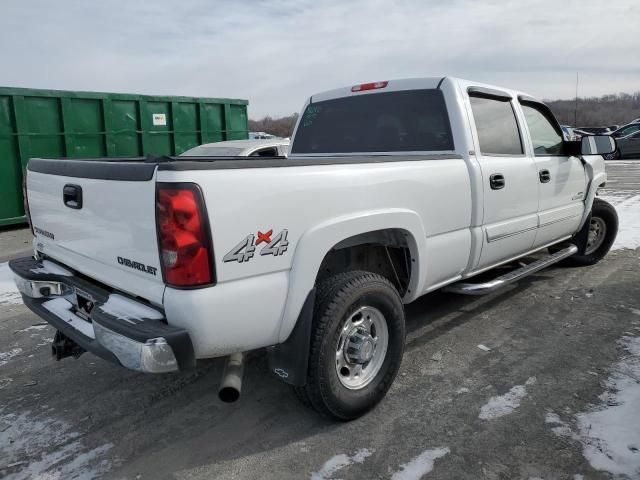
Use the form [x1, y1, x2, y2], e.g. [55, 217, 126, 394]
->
[52, 330, 86, 360]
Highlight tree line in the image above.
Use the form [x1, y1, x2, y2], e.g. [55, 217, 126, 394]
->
[248, 92, 640, 137]
[248, 114, 299, 138]
[544, 92, 640, 127]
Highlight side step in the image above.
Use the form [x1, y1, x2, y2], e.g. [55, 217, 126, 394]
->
[444, 245, 578, 295]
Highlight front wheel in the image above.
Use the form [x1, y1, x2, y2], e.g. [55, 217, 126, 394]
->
[568, 198, 618, 266]
[296, 271, 405, 420]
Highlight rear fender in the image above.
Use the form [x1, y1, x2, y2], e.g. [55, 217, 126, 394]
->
[278, 209, 427, 343]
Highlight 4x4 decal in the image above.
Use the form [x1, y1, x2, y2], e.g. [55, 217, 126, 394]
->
[223, 229, 289, 263]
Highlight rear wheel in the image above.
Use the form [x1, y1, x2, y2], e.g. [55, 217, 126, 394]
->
[568, 198, 618, 266]
[295, 271, 405, 420]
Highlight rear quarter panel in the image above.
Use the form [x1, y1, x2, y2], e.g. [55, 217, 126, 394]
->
[158, 158, 472, 349]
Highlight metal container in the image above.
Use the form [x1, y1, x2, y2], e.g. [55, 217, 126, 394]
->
[0, 86, 248, 226]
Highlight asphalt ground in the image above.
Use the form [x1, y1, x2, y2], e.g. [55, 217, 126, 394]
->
[1, 161, 639, 480]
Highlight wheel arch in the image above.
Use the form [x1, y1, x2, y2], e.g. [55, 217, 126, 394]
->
[578, 154, 608, 230]
[278, 209, 427, 343]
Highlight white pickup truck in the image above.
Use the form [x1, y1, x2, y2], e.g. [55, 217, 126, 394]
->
[11, 77, 619, 420]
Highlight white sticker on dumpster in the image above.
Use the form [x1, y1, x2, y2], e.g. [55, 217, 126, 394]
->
[152, 113, 166, 126]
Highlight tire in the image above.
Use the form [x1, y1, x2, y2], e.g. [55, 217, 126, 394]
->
[295, 271, 405, 420]
[603, 150, 620, 160]
[568, 198, 618, 266]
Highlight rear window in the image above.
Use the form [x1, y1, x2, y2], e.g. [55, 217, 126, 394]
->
[291, 89, 454, 154]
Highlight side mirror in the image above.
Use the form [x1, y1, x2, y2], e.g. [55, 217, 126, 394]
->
[581, 135, 616, 155]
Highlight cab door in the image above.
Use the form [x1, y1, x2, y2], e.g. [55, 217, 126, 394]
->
[518, 100, 587, 248]
[467, 88, 540, 270]
[621, 131, 640, 157]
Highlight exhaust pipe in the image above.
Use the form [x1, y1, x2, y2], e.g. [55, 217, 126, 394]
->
[218, 352, 245, 403]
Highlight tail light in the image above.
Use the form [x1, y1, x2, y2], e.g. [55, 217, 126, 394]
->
[156, 183, 215, 287]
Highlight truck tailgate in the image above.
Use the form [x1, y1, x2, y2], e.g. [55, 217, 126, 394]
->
[26, 159, 164, 305]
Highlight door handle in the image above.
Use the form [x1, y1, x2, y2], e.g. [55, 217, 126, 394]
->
[539, 169, 551, 183]
[489, 173, 505, 190]
[63, 184, 83, 209]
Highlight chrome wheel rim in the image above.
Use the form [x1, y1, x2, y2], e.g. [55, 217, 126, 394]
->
[585, 216, 607, 255]
[335, 306, 388, 390]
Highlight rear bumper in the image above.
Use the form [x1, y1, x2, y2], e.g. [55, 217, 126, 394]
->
[9, 256, 195, 373]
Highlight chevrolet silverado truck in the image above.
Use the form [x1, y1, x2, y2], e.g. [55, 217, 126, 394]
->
[11, 77, 619, 420]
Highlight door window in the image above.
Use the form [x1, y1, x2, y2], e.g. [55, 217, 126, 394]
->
[521, 103, 564, 155]
[469, 96, 523, 155]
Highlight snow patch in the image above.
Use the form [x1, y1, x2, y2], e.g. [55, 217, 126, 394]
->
[42, 298, 95, 339]
[311, 448, 373, 480]
[576, 336, 640, 477]
[14, 324, 49, 334]
[546, 336, 640, 477]
[29, 259, 73, 277]
[479, 377, 536, 420]
[0, 348, 22, 367]
[390, 447, 450, 480]
[99, 294, 164, 323]
[0, 262, 22, 305]
[598, 195, 640, 250]
[0, 409, 113, 479]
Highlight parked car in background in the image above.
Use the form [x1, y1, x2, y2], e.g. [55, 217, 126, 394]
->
[604, 130, 640, 159]
[561, 125, 576, 141]
[575, 126, 613, 135]
[249, 131, 277, 139]
[180, 138, 289, 157]
[609, 122, 640, 139]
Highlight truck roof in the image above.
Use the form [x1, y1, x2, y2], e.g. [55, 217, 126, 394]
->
[310, 77, 538, 104]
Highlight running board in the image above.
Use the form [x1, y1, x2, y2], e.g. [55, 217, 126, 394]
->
[444, 245, 578, 295]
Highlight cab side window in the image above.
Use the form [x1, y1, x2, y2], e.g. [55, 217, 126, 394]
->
[521, 103, 564, 155]
[469, 96, 523, 155]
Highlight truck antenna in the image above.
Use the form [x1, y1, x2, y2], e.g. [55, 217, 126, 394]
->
[574, 72, 579, 126]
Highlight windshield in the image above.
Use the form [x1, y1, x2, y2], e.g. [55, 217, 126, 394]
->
[291, 89, 454, 154]
[180, 146, 245, 156]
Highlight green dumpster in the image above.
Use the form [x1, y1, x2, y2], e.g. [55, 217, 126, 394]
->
[0, 86, 248, 227]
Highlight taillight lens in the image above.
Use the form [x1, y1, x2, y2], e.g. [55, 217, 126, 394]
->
[156, 183, 214, 287]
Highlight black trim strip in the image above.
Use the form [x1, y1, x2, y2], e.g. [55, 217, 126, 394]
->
[468, 86, 512, 101]
[28, 158, 156, 181]
[158, 154, 464, 171]
[436, 77, 446, 89]
[517, 94, 539, 104]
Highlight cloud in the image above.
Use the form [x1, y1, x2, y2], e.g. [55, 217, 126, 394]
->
[1, 0, 638, 118]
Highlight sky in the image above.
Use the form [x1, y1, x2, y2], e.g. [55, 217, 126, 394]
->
[0, 0, 638, 118]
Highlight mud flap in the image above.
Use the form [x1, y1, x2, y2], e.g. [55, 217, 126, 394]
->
[572, 211, 592, 255]
[266, 288, 315, 387]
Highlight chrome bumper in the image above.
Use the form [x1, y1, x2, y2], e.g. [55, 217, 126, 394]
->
[10, 256, 195, 373]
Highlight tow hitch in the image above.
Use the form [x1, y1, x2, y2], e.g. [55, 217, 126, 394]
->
[51, 330, 85, 360]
